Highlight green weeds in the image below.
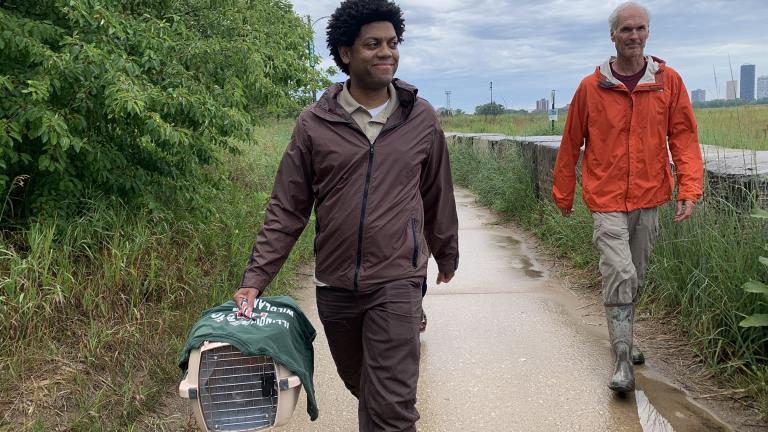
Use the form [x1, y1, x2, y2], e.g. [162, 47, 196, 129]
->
[0, 120, 313, 429]
[695, 105, 768, 151]
[441, 112, 565, 137]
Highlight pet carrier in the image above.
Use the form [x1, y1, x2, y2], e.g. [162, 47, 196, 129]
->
[179, 341, 302, 431]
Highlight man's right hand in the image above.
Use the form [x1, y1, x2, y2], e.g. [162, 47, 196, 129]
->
[559, 207, 573, 217]
[233, 287, 261, 318]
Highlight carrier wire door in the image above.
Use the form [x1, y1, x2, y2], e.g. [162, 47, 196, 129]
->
[180, 341, 302, 432]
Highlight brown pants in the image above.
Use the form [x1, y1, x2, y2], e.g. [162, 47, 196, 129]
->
[316, 278, 423, 432]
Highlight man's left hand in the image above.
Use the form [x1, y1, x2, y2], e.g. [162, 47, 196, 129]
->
[674, 200, 695, 222]
[436, 272, 454, 284]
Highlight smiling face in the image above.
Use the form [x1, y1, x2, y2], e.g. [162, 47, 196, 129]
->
[610, 5, 649, 62]
[340, 21, 400, 91]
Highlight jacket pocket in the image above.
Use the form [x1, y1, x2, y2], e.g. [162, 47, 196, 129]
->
[410, 217, 420, 268]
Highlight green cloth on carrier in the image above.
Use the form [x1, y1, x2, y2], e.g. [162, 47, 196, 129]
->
[179, 296, 318, 420]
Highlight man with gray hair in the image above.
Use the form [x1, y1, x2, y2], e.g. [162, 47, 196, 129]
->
[552, 2, 703, 392]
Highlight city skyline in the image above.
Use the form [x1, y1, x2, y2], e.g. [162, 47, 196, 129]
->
[291, 0, 768, 112]
[534, 61, 764, 109]
[507, 61, 765, 109]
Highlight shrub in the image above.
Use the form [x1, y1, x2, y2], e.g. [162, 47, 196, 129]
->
[0, 0, 328, 222]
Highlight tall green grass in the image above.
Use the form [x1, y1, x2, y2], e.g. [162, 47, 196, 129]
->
[696, 105, 768, 151]
[441, 112, 565, 137]
[449, 140, 768, 413]
[0, 120, 313, 430]
[442, 104, 768, 151]
[648, 202, 768, 368]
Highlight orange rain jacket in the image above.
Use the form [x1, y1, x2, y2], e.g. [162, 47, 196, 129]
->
[552, 56, 703, 212]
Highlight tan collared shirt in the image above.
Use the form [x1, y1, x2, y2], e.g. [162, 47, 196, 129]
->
[338, 81, 399, 143]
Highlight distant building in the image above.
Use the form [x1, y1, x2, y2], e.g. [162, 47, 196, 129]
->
[691, 89, 706, 103]
[740, 64, 756, 101]
[535, 98, 548, 112]
[757, 75, 768, 100]
[726, 80, 738, 100]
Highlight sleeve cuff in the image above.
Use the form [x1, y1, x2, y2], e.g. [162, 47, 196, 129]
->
[436, 256, 458, 274]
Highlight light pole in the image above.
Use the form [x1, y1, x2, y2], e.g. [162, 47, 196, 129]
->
[307, 15, 330, 102]
[550, 89, 557, 132]
[489, 81, 493, 105]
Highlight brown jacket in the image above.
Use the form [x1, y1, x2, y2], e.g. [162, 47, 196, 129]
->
[240, 80, 459, 291]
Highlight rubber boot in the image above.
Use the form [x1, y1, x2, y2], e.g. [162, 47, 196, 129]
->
[632, 345, 645, 365]
[606, 304, 635, 393]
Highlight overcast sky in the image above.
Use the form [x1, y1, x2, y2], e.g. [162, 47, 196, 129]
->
[289, 0, 768, 112]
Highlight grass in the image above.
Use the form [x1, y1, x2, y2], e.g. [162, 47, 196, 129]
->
[0, 119, 314, 430]
[442, 104, 768, 151]
[696, 105, 768, 151]
[441, 111, 565, 137]
[448, 138, 768, 416]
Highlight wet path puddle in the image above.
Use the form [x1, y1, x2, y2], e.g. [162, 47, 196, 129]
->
[633, 371, 730, 432]
[490, 234, 545, 279]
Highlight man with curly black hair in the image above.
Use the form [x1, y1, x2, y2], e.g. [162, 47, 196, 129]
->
[234, 0, 459, 430]
[326, 0, 405, 76]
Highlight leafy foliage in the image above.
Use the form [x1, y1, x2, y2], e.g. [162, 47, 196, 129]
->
[0, 0, 328, 222]
[740, 207, 768, 328]
[474, 102, 506, 116]
[0, 120, 315, 429]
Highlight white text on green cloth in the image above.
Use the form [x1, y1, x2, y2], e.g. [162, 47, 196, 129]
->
[209, 299, 296, 329]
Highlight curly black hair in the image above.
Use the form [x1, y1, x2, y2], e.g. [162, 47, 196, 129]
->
[326, 0, 405, 75]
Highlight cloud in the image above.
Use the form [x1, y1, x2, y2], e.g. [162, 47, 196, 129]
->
[291, 0, 768, 111]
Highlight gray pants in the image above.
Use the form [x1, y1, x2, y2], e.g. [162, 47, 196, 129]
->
[317, 278, 423, 432]
[592, 208, 659, 305]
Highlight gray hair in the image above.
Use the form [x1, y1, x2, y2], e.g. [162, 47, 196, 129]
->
[609, 2, 650, 32]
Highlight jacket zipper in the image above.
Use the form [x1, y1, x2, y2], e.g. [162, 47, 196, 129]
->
[354, 143, 375, 290]
[352, 119, 407, 290]
[626, 91, 634, 211]
[410, 217, 419, 268]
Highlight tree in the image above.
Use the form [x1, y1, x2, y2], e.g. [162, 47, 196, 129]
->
[475, 102, 505, 116]
[437, 107, 465, 117]
[0, 0, 329, 222]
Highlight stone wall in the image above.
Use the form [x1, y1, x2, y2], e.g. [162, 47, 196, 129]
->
[446, 133, 768, 209]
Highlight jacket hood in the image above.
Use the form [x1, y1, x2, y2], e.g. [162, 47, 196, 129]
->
[595, 55, 666, 90]
[311, 79, 419, 124]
